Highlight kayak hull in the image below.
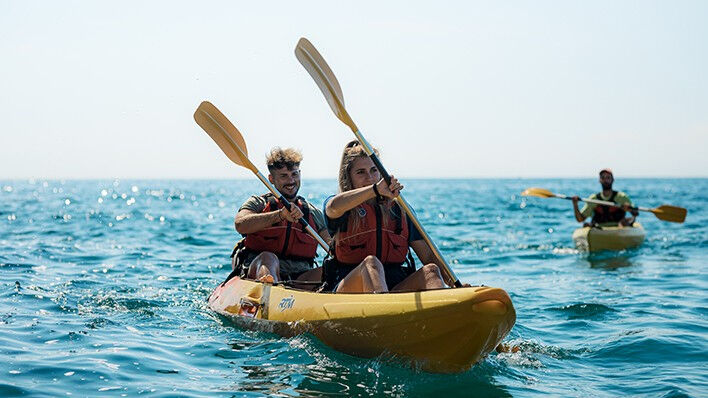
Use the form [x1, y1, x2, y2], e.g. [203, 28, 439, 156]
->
[572, 222, 646, 252]
[208, 277, 515, 373]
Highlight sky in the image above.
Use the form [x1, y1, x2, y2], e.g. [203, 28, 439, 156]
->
[1, 1, 706, 179]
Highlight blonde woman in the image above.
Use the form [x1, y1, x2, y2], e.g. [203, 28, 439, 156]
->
[323, 141, 445, 293]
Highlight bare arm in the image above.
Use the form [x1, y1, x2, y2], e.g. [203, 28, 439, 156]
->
[572, 196, 586, 223]
[410, 240, 455, 287]
[325, 177, 403, 219]
[325, 185, 377, 219]
[234, 208, 283, 234]
[410, 240, 437, 266]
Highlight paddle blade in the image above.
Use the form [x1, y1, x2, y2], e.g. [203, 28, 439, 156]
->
[294, 37, 357, 131]
[652, 205, 687, 223]
[521, 187, 555, 198]
[193, 101, 257, 173]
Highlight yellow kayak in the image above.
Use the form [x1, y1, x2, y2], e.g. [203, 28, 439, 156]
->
[572, 222, 646, 252]
[208, 277, 515, 373]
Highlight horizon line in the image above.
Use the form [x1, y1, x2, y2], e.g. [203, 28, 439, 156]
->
[2, 176, 707, 181]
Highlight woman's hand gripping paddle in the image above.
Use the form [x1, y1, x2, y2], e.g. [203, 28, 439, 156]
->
[294, 38, 461, 288]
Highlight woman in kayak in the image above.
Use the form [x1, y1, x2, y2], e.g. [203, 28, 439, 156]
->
[322, 140, 446, 293]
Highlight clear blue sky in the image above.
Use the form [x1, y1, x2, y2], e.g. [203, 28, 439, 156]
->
[1, 1, 706, 179]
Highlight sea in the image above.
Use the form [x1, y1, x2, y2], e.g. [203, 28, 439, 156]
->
[1, 178, 705, 397]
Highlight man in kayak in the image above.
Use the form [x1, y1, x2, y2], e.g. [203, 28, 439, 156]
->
[322, 140, 446, 293]
[233, 147, 331, 285]
[572, 168, 639, 227]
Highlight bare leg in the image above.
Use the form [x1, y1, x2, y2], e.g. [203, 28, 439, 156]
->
[336, 255, 388, 293]
[246, 252, 280, 283]
[296, 266, 322, 282]
[391, 263, 445, 292]
[619, 217, 635, 227]
[291, 267, 323, 292]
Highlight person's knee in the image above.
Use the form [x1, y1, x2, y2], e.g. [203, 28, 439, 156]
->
[422, 263, 443, 282]
[256, 251, 278, 264]
[362, 255, 381, 265]
[362, 255, 383, 272]
[248, 252, 279, 278]
[422, 263, 441, 275]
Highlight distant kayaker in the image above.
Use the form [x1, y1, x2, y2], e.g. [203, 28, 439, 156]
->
[322, 140, 446, 293]
[571, 169, 639, 227]
[233, 147, 331, 285]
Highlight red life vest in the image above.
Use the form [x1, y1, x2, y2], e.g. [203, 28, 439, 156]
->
[334, 202, 409, 266]
[592, 191, 626, 224]
[243, 194, 319, 260]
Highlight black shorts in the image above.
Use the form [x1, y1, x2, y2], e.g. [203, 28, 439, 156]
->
[328, 262, 414, 291]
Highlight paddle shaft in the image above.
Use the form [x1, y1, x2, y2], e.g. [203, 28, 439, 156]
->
[228, 145, 329, 253]
[294, 38, 460, 287]
[552, 193, 646, 213]
[198, 105, 329, 251]
[353, 130, 462, 288]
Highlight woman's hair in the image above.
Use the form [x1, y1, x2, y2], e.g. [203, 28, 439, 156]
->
[266, 147, 302, 173]
[338, 140, 378, 193]
[336, 140, 396, 231]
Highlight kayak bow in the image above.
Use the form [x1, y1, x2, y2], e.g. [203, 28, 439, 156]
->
[572, 222, 646, 252]
[208, 277, 515, 373]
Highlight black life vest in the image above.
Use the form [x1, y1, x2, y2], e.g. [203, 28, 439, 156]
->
[333, 202, 409, 266]
[592, 191, 626, 224]
[243, 194, 319, 260]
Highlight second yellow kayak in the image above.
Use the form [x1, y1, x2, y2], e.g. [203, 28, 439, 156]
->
[572, 222, 646, 252]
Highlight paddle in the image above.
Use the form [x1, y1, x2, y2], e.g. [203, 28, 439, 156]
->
[294, 37, 462, 288]
[521, 187, 687, 223]
[193, 101, 330, 251]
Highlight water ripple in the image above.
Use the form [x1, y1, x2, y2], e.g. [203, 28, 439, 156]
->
[0, 178, 705, 397]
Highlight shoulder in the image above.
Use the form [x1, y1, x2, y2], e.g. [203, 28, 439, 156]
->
[239, 194, 268, 212]
[322, 195, 337, 216]
[615, 191, 631, 201]
[301, 198, 327, 230]
[304, 199, 324, 217]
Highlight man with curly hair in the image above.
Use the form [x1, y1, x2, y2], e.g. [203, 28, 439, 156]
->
[234, 148, 331, 285]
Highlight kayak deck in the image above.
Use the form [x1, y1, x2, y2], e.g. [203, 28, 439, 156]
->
[208, 277, 516, 373]
[572, 222, 646, 252]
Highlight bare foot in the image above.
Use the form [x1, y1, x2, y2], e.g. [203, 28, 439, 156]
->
[496, 343, 520, 353]
[258, 274, 274, 284]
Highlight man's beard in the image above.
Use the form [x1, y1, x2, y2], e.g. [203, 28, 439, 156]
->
[601, 182, 612, 190]
[283, 192, 298, 200]
[281, 185, 299, 200]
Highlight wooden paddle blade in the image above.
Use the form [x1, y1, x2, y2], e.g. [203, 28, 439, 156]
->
[193, 101, 257, 173]
[652, 205, 687, 223]
[294, 37, 358, 131]
[521, 187, 555, 198]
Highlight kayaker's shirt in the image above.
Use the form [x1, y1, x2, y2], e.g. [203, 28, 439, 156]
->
[323, 195, 422, 243]
[239, 195, 327, 234]
[580, 191, 632, 219]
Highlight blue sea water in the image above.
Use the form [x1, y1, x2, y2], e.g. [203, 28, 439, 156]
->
[0, 178, 706, 397]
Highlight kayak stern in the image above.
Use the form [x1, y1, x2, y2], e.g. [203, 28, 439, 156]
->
[208, 277, 515, 373]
